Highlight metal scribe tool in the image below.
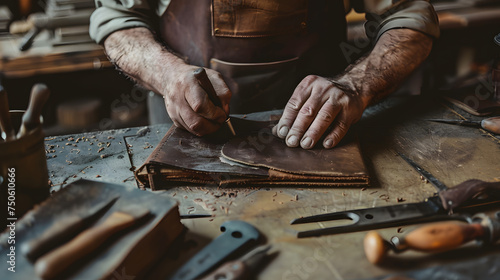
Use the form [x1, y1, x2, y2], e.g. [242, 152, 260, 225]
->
[193, 67, 236, 136]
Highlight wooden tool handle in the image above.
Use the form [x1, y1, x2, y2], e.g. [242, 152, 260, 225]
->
[18, 84, 50, 137]
[481, 117, 500, 134]
[402, 221, 485, 252]
[193, 67, 223, 108]
[364, 231, 391, 264]
[364, 222, 485, 264]
[0, 86, 15, 141]
[439, 179, 500, 211]
[34, 212, 137, 279]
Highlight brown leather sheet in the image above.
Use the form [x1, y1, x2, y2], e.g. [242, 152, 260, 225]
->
[135, 118, 370, 189]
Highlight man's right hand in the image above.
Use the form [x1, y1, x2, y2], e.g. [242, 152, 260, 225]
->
[103, 28, 232, 137]
[161, 65, 231, 136]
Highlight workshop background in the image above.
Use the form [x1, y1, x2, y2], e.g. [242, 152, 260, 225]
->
[0, 0, 499, 135]
[1, 1, 500, 280]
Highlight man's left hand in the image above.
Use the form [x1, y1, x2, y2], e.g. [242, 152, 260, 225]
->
[272, 75, 367, 149]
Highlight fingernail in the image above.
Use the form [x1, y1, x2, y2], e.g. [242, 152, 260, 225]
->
[324, 139, 334, 148]
[301, 137, 313, 149]
[287, 135, 298, 146]
[279, 126, 289, 137]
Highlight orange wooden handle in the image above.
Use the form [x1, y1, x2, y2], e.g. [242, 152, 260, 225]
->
[403, 222, 484, 252]
[364, 231, 390, 264]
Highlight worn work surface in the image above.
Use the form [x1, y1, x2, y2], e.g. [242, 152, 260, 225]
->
[45, 97, 500, 280]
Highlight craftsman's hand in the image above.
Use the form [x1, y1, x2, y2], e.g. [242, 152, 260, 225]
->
[163, 65, 231, 136]
[272, 75, 368, 149]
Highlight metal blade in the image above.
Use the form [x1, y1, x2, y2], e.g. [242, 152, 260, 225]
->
[397, 152, 448, 192]
[426, 119, 481, 127]
[292, 197, 448, 238]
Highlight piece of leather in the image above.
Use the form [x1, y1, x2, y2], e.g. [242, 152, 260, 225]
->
[135, 119, 370, 189]
[222, 127, 368, 176]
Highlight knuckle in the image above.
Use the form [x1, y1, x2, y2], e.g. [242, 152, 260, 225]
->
[336, 119, 349, 132]
[317, 110, 335, 123]
[299, 105, 315, 117]
[290, 126, 306, 135]
[191, 99, 205, 114]
[187, 120, 203, 134]
[302, 75, 319, 84]
[286, 98, 301, 112]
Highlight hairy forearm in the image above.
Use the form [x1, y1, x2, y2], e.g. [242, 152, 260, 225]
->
[333, 29, 433, 108]
[103, 27, 187, 95]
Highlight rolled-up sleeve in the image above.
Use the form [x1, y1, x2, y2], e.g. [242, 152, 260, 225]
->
[89, 0, 160, 44]
[350, 0, 440, 41]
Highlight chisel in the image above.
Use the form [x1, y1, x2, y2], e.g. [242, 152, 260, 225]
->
[17, 84, 50, 138]
[34, 205, 150, 279]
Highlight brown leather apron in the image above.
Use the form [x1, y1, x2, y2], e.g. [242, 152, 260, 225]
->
[160, 0, 348, 113]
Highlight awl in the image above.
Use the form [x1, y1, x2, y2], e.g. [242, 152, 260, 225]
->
[193, 67, 236, 136]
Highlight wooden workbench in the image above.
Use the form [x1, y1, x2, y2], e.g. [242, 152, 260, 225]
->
[45, 96, 500, 280]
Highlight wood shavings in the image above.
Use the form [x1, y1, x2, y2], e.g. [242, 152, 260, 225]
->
[361, 188, 367, 191]
[100, 154, 110, 159]
[96, 175, 101, 178]
[397, 197, 406, 202]
[370, 191, 378, 195]
[97, 147, 104, 153]
[66, 160, 72, 165]
[108, 136, 115, 140]
[295, 194, 298, 201]
[272, 192, 278, 197]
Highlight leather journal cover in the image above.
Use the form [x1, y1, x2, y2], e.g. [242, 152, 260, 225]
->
[135, 118, 370, 190]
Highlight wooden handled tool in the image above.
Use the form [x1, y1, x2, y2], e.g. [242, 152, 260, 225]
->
[17, 84, 50, 138]
[21, 196, 118, 261]
[0, 85, 15, 141]
[364, 213, 500, 264]
[34, 206, 149, 279]
[193, 68, 236, 136]
[481, 117, 500, 134]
